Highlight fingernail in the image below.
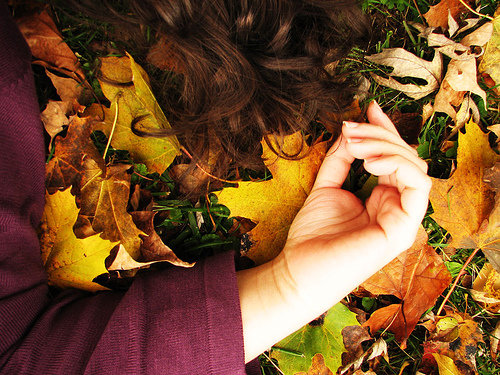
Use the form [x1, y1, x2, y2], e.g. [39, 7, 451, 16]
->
[371, 100, 383, 112]
[343, 121, 358, 128]
[346, 137, 363, 143]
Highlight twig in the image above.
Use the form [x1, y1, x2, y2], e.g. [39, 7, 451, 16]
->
[103, 94, 120, 161]
[261, 352, 285, 375]
[437, 247, 481, 315]
[411, 0, 425, 24]
[458, 0, 494, 20]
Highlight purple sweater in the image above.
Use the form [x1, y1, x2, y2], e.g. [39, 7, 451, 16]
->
[0, 4, 259, 374]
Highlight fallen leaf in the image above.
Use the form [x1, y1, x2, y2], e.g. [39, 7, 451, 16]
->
[429, 120, 500, 252]
[130, 211, 193, 266]
[270, 303, 360, 375]
[39, 188, 118, 291]
[469, 262, 500, 313]
[217, 132, 327, 264]
[362, 227, 451, 347]
[479, 7, 500, 95]
[422, 309, 484, 373]
[45, 115, 104, 193]
[341, 325, 372, 367]
[16, 9, 83, 76]
[45, 70, 89, 104]
[423, 0, 473, 30]
[448, 11, 459, 37]
[460, 22, 494, 48]
[366, 48, 443, 100]
[146, 36, 185, 73]
[491, 320, 500, 362]
[445, 56, 487, 106]
[76, 157, 144, 259]
[106, 244, 161, 272]
[433, 79, 465, 122]
[41, 100, 70, 144]
[298, 354, 333, 375]
[432, 353, 462, 375]
[454, 94, 480, 131]
[94, 53, 181, 174]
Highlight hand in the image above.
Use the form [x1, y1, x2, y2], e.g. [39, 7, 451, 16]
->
[279, 101, 431, 304]
[237, 101, 431, 362]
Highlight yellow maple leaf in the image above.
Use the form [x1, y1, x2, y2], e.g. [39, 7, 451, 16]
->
[479, 6, 500, 95]
[217, 133, 327, 265]
[40, 188, 119, 292]
[94, 53, 181, 174]
[429, 120, 500, 251]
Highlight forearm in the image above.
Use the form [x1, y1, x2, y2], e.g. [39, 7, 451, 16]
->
[237, 226, 398, 363]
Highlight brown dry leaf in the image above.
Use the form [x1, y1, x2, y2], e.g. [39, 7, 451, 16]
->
[469, 262, 500, 313]
[45, 70, 90, 104]
[362, 227, 451, 347]
[40, 188, 118, 291]
[422, 309, 484, 373]
[130, 211, 193, 267]
[429, 120, 500, 253]
[366, 49, 443, 100]
[341, 325, 372, 369]
[479, 7, 500, 95]
[433, 79, 465, 122]
[217, 132, 327, 264]
[41, 100, 70, 143]
[16, 9, 83, 76]
[491, 320, 500, 362]
[147, 36, 185, 73]
[423, 0, 473, 30]
[77, 157, 143, 259]
[296, 354, 333, 375]
[45, 115, 104, 193]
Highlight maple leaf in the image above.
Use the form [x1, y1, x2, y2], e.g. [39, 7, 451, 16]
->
[432, 353, 462, 375]
[429, 121, 500, 253]
[270, 303, 360, 375]
[16, 10, 83, 76]
[77, 157, 143, 258]
[217, 132, 327, 264]
[423, 0, 474, 30]
[366, 48, 443, 100]
[40, 188, 118, 292]
[470, 263, 500, 313]
[362, 227, 451, 347]
[45, 115, 104, 193]
[479, 7, 500, 95]
[93, 54, 181, 174]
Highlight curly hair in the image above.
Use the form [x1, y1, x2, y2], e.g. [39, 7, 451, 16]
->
[68, 0, 369, 173]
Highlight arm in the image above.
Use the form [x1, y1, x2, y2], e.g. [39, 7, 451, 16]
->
[237, 101, 431, 362]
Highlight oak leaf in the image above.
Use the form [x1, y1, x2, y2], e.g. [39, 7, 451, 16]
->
[217, 132, 327, 264]
[479, 6, 500, 95]
[362, 227, 451, 347]
[40, 188, 118, 291]
[77, 157, 143, 258]
[45, 115, 104, 193]
[429, 121, 500, 253]
[366, 49, 443, 100]
[93, 54, 180, 174]
[270, 303, 360, 375]
[423, 0, 473, 30]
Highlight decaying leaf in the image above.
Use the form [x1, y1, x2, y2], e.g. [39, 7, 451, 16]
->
[423, 0, 473, 30]
[146, 36, 185, 73]
[217, 132, 327, 264]
[270, 303, 360, 375]
[16, 9, 83, 76]
[45, 115, 104, 193]
[491, 320, 500, 362]
[40, 188, 118, 291]
[479, 6, 500, 94]
[422, 309, 484, 373]
[77, 157, 143, 258]
[429, 121, 500, 253]
[41, 100, 71, 145]
[130, 211, 193, 267]
[366, 48, 442, 100]
[94, 54, 181, 174]
[362, 227, 451, 347]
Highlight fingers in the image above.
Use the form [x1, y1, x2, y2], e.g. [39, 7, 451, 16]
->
[312, 135, 354, 190]
[364, 155, 431, 219]
[365, 100, 399, 135]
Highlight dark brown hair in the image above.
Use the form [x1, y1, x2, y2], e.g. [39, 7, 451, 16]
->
[68, 0, 369, 174]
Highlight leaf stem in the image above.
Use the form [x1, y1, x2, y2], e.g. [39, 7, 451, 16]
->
[458, 0, 494, 20]
[103, 94, 120, 161]
[436, 247, 481, 315]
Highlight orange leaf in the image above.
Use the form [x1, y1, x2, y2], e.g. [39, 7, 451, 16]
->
[362, 228, 451, 347]
[423, 0, 473, 30]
